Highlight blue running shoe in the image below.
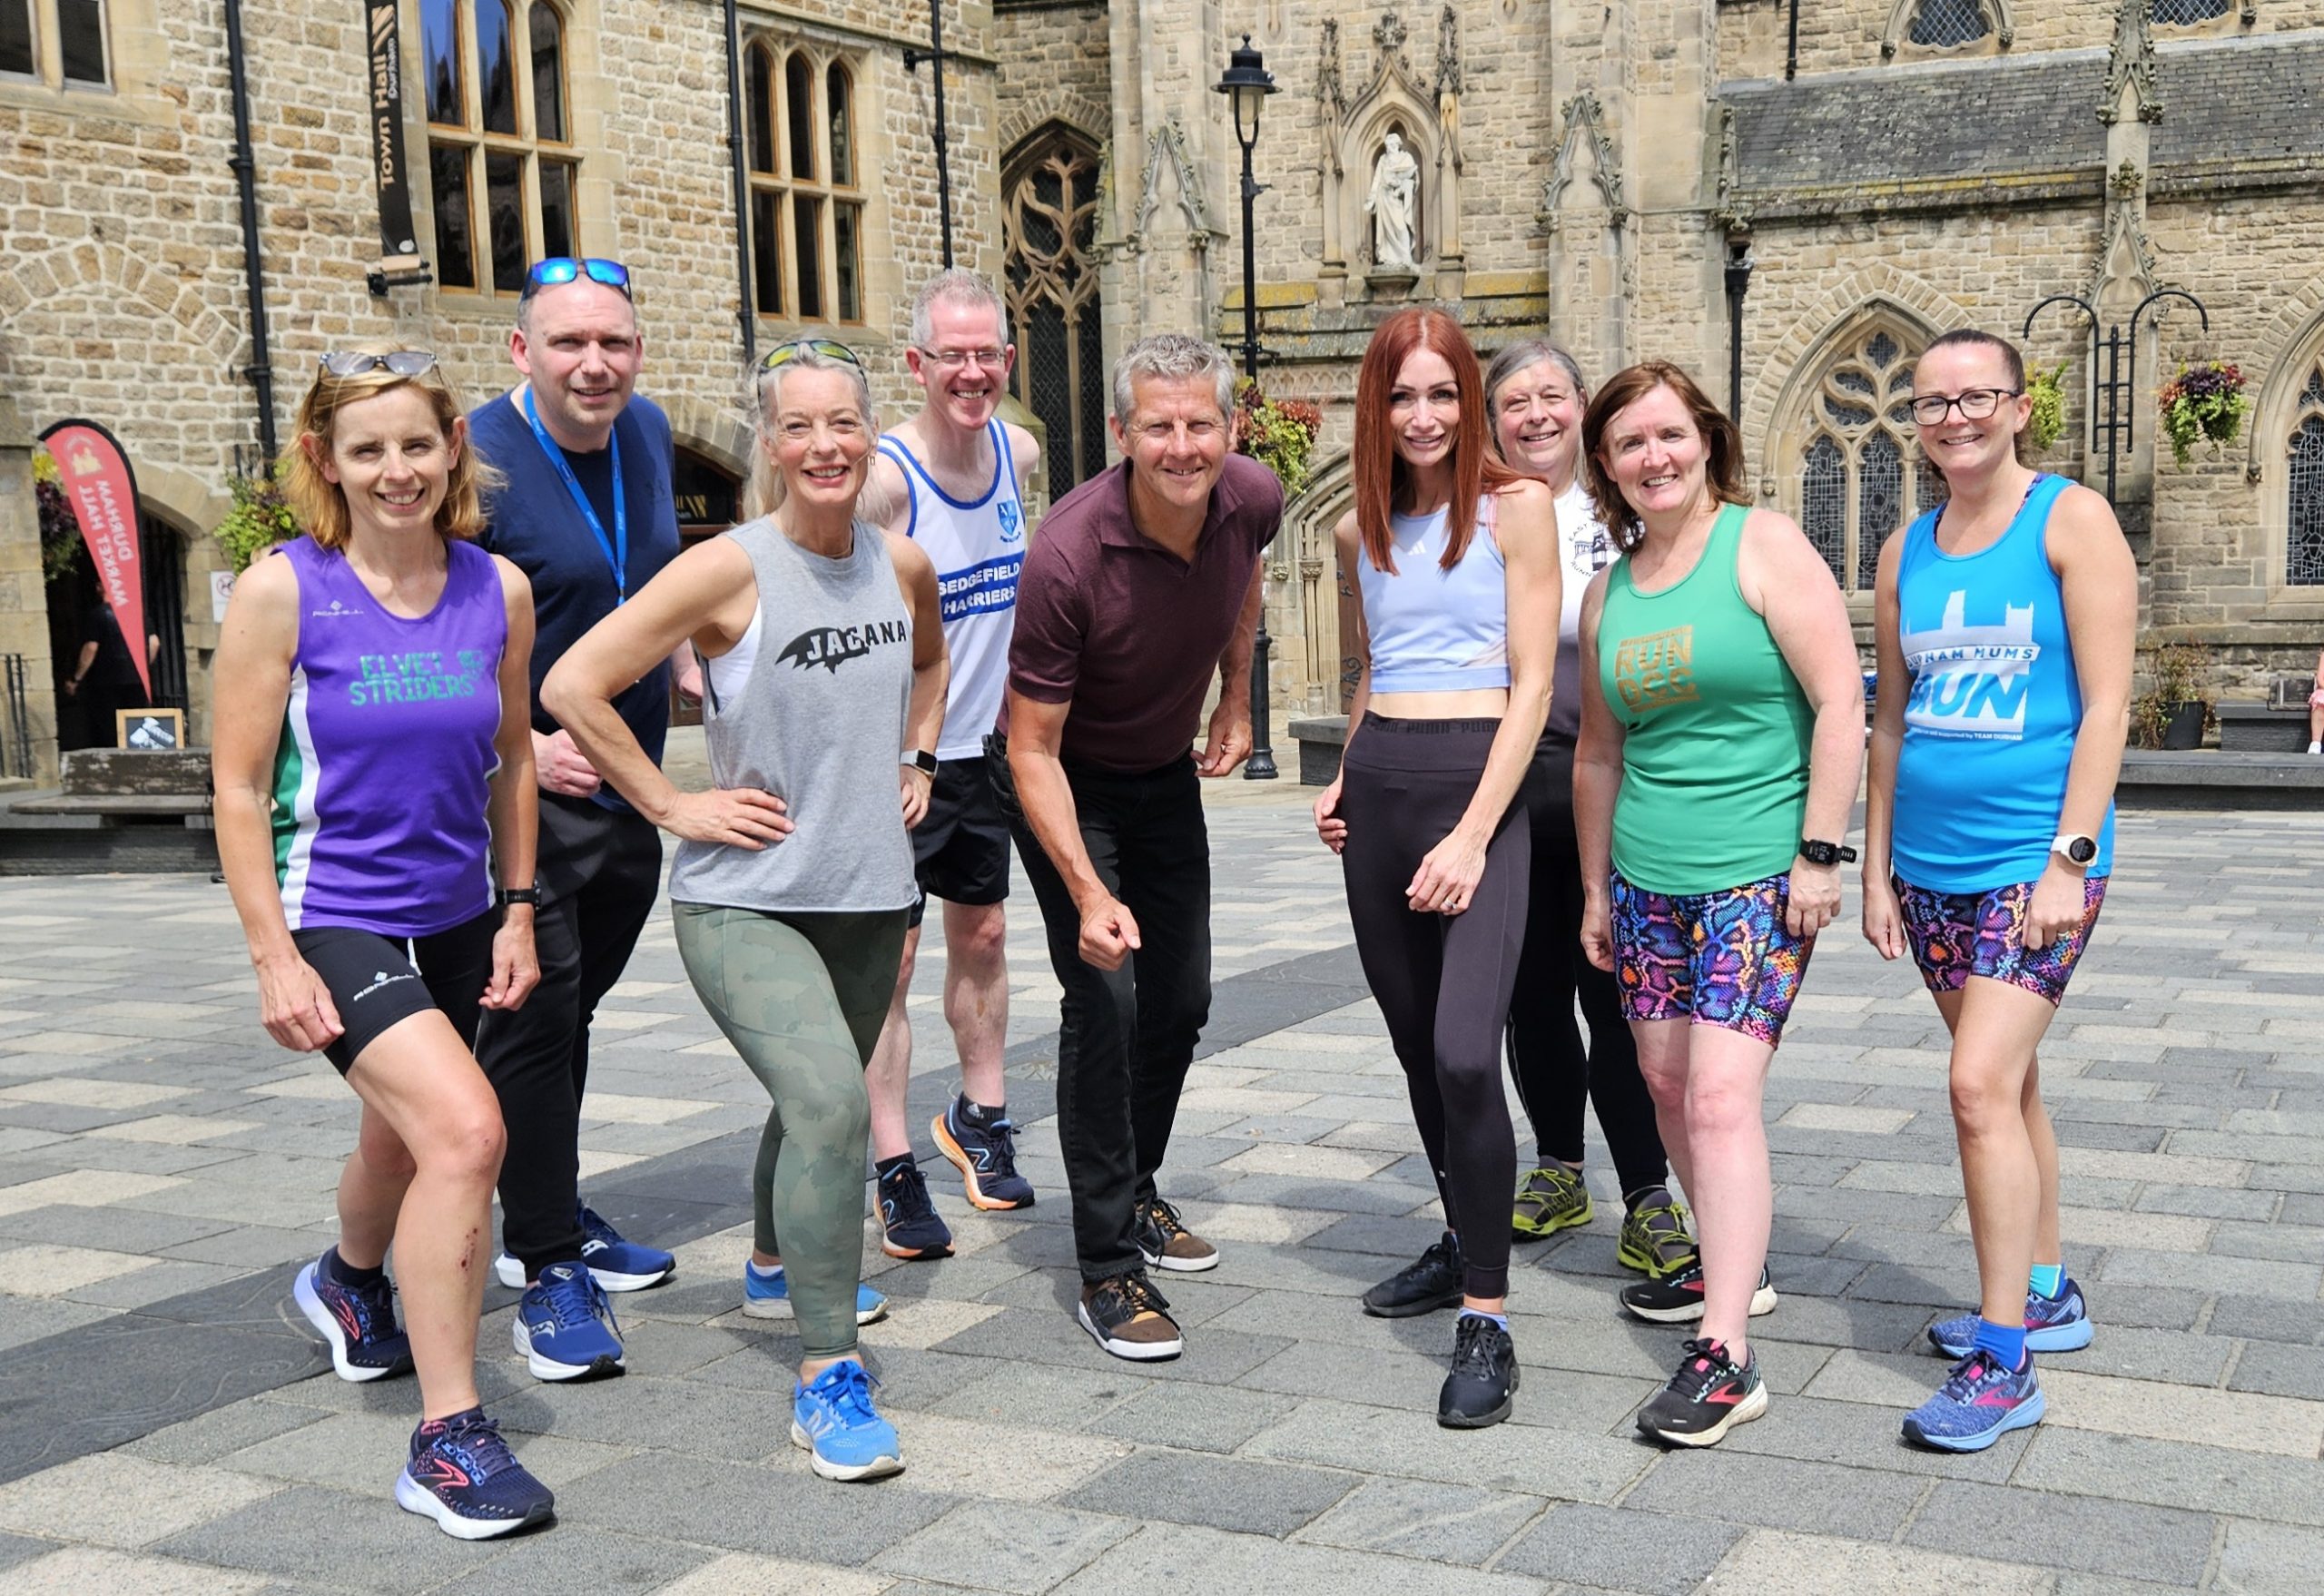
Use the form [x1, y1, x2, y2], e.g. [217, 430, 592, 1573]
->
[492, 1203, 676, 1293]
[513, 1261, 625, 1382]
[1928, 1279, 2093, 1359]
[1902, 1348, 2045, 1452]
[293, 1253, 413, 1383]
[395, 1408, 555, 1539]
[931, 1095, 1035, 1210]
[743, 1264, 889, 1326]
[791, 1359, 902, 1482]
[878, 1158, 954, 1261]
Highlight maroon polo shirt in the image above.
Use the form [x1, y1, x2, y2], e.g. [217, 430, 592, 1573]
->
[1006, 452, 1283, 773]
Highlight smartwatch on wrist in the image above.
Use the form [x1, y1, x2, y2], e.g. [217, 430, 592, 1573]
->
[903, 749, 938, 776]
[497, 886, 542, 908]
[2049, 833, 2098, 867]
[1798, 837, 1857, 867]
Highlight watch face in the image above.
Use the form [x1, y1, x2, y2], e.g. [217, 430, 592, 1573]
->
[2068, 836, 2096, 864]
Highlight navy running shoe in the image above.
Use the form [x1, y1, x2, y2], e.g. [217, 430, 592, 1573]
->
[293, 1252, 413, 1383]
[743, 1264, 890, 1326]
[492, 1203, 675, 1293]
[878, 1158, 954, 1261]
[1928, 1279, 2093, 1358]
[1902, 1348, 2045, 1452]
[791, 1359, 903, 1482]
[931, 1095, 1035, 1210]
[513, 1261, 625, 1382]
[396, 1408, 555, 1539]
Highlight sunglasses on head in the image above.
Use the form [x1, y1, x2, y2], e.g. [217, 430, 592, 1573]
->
[521, 257, 633, 300]
[761, 338, 863, 370]
[320, 350, 438, 379]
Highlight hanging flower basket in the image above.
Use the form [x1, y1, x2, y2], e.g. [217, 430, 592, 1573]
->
[2024, 362, 2067, 455]
[2157, 360, 2250, 468]
[212, 461, 300, 574]
[1235, 379, 1323, 501]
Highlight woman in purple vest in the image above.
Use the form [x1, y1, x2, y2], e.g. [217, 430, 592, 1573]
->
[212, 347, 555, 1538]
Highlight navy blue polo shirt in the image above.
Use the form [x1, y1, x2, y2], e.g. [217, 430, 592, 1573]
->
[468, 389, 681, 809]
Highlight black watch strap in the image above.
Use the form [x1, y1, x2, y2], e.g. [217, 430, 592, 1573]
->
[497, 886, 543, 907]
[1798, 838, 1857, 867]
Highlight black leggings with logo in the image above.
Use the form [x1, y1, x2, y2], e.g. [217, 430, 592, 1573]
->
[1338, 715, 1529, 1300]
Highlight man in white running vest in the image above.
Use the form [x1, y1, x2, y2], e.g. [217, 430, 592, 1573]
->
[865, 270, 1044, 1259]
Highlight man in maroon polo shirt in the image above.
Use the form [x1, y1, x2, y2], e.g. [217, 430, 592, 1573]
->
[993, 333, 1282, 1363]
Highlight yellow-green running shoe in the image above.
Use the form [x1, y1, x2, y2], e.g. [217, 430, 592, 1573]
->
[1512, 1165, 1593, 1239]
[1618, 1189, 1699, 1279]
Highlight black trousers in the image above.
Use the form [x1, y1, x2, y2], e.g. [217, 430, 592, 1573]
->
[1507, 738, 1669, 1198]
[475, 792, 663, 1279]
[990, 738, 1212, 1285]
[1339, 716, 1527, 1300]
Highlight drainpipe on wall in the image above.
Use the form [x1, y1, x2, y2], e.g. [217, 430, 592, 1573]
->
[1723, 239, 1754, 421]
[222, 0, 278, 463]
[724, 0, 755, 368]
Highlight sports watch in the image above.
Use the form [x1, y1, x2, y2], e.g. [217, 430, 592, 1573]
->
[2050, 833, 2098, 866]
[1797, 837, 1857, 867]
[903, 749, 939, 776]
[497, 885, 543, 908]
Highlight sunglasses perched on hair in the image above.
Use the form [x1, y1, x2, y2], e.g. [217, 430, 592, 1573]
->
[320, 350, 438, 379]
[761, 338, 863, 370]
[521, 257, 633, 300]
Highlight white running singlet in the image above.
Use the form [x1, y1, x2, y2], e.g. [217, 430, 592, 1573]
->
[878, 420, 1028, 760]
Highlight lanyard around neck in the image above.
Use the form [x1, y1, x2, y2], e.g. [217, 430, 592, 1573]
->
[523, 387, 627, 603]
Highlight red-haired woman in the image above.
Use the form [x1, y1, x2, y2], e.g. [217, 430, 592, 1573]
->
[1312, 308, 1561, 1427]
[1575, 361, 1862, 1448]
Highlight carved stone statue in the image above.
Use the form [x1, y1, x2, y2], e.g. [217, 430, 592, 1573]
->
[1365, 132, 1420, 270]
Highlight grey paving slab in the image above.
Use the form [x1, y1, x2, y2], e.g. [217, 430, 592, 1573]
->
[1057, 1450, 1356, 1537]
[151, 1484, 497, 1586]
[549, 1452, 957, 1562]
[1905, 1480, 2216, 1587]
[1079, 1378, 1303, 1453]
[0, 1531, 55, 1572]
[874, 1502, 1134, 1595]
[2213, 1519, 2324, 1596]
[1495, 1502, 1745, 1595]
[120, 1399, 330, 1468]
[469, 1524, 714, 1594]
[1295, 1479, 1546, 1567]
[1049, 1522, 1547, 1596]
[2013, 1429, 2324, 1528]
[1619, 1450, 1926, 1539]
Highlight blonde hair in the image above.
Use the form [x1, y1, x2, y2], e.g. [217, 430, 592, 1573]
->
[742, 344, 881, 519]
[281, 346, 497, 550]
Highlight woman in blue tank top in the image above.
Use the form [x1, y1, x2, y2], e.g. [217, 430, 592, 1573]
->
[212, 348, 554, 1537]
[1861, 329, 2136, 1454]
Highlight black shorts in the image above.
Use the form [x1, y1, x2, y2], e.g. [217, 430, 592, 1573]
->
[909, 756, 1011, 928]
[292, 911, 497, 1074]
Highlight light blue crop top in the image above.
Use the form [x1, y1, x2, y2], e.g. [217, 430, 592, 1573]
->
[1357, 498, 1511, 694]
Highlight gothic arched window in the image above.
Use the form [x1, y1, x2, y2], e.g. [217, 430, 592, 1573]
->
[1907, 0, 1993, 48]
[1793, 326, 1942, 592]
[2290, 362, 2324, 587]
[1002, 126, 1107, 497]
[2152, 0, 2230, 25]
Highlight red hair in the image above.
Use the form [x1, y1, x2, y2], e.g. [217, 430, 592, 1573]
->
[1353, 308, 1517, 574]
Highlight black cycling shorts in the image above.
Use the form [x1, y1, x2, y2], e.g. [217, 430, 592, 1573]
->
[291, 911, 497, 1074]
[909, 757, 1012, 928]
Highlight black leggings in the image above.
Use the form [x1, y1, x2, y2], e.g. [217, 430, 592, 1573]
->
[1339, 715, 1527, 1299]
[1506, 738, 1669, 1197]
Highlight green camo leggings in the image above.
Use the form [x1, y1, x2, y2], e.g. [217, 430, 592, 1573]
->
[672, 901, 909, 1360]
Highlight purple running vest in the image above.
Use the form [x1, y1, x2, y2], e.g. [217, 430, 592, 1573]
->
[271, 537, 508, 935]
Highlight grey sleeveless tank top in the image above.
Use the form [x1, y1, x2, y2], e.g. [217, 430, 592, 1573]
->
[667, 517, 918, 913]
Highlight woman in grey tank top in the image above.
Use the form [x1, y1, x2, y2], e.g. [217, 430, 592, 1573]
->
[543, 341, 947, 1483]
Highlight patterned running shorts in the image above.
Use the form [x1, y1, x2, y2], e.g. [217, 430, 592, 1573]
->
[1894, 873, 2108, 1006]
[1610, 872, 1814, 1046]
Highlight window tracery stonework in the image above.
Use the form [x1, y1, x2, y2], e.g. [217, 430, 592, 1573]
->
[1790, 324, 1944, 593]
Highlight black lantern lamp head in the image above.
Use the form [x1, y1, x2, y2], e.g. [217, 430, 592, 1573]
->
[1214, 34, 1276, 151]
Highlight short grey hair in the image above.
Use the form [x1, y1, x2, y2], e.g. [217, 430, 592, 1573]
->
[909, 269, 1009, 350]
[1110, 334, 1236, 429]
[1483, 340, 1588, 409]
[742, 344, 881, 519]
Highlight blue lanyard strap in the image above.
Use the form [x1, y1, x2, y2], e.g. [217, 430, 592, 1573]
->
[523, 387, 627, 603]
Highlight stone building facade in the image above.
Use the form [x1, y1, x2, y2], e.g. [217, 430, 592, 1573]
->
[4, 0, 2321, 780]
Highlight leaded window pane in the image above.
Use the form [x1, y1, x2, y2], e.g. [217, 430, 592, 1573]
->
[424, 0, 464, 125]
[431, 146, 477, 289]
[1867, 331, 1900, 369]
[1824, 394, 1876, 429]
[828, 64, 853, 187]
[1834, 369, 1876, 399]
[750, 188, 783, 314]
[2302, 369, 2324, 409]
[2290, 416, 2324, 586]
[834, 202, 862, 322]
[793, 193, 823, 320]
[1907, 0, 1990, 47]
[539, 158, 576, 261]
[477, 0, 517, 135]
[485, 150, 526, 291]
[1859, 433, 1903, 591]
[1802, 435, 1846, 581]
[1005, 131, 1107, 495]
[530, 2, 565, 143]
[0, 1, 32, 76]
[747, 47, 775, 173]
[2152, 0, 2228, 25]
[786, 53, 815, 181]
[57, 0, 104, 84]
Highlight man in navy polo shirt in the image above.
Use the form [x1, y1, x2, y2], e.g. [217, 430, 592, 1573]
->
[467, 258, 694, 1382]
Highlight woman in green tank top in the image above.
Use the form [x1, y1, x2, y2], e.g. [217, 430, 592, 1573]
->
[1571, 361, 1864, 1449]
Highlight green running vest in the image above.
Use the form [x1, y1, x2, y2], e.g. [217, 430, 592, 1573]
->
[1597, 503, 1815, 895]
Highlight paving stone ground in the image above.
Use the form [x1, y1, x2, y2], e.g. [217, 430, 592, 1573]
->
[0, 759, 2319, 1594]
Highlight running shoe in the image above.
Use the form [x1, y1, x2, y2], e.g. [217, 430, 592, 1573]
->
[931, 1095, 1035, 1210]
[1077, 1270, 1183, 1361]
[1135, 1196, 1219, 1273]
[1616, 1188, 1699, 1280]
[1362, 1231, 1465, 1318]
[791, 1358, 903, 1482]
[513, 1261, 625, 1382]
[1902, 1348, 2045, 1452]
[1927, 1280, 2093, 1358]
[1438, 1313, 1520, 1429]
[395, 1409, 556, 1539]
[1620, 1259, 1777, 1324]
[743, 1265, 891, 1326]
[492, 1204, 675, 1292]
[878, 1158, 955, 1260]
[292, 1252, 413, 1383]
[1512, 1165, 1594, 1240]
[1637, 1337, 1767, 1448]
